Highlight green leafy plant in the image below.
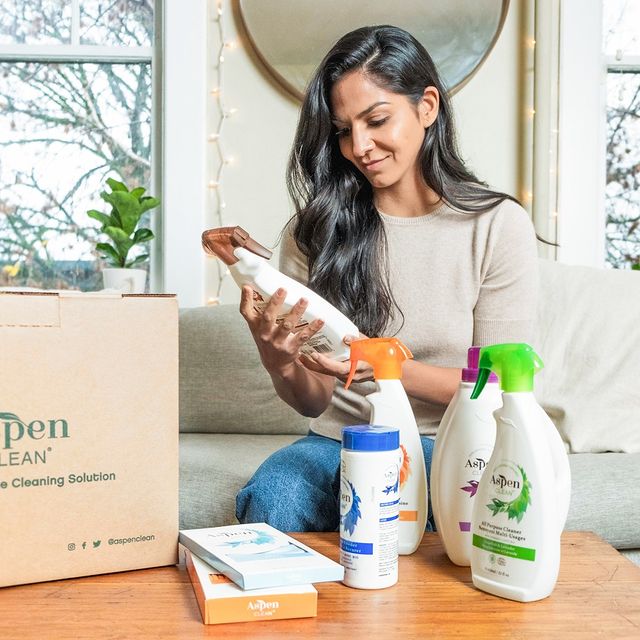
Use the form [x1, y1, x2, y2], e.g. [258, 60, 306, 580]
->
[487, 466, 532, 523]
[87, 178, 160, 268]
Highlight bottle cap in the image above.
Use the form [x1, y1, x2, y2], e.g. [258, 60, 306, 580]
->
[342, 425, 400, 452]
[462, 346, 499, 383]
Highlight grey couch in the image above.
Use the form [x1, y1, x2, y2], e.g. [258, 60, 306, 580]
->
[178, 259, 640, 566]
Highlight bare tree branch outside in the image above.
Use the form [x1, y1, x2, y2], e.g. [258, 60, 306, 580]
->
[604, 0, 640, 270]
[0, 0, 154, 289]
[606, 72, 640, 269]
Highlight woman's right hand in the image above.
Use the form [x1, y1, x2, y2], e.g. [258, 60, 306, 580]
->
[239, 285, 325, 378]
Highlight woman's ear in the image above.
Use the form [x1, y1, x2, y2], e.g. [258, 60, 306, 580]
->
[420, 86, 440, 128]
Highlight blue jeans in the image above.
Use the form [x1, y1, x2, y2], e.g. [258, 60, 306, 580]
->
[236, 432, 436, 532]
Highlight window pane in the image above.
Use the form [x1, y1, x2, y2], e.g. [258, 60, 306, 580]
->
[605, 71, 640, 269]
[0, 0, 71, 45]
[604, 0, 640, 57]
[80, 0, 153, 47]
[0, 61, 152, 291]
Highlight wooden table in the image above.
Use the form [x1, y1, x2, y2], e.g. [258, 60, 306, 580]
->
[1, 532, 639, 639]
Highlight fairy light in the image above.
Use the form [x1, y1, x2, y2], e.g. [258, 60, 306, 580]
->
[207, 0, 240, 304]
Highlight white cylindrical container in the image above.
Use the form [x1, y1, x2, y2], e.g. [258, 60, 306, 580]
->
[340, 425, 400, 589]
[431, 347, 501, 567]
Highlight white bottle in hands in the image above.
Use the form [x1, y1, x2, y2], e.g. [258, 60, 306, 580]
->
[345, 338, 427, 555]
[431, 347, 502, 566]
[469, 343, 571, 602]
[202, 226, 358, 360]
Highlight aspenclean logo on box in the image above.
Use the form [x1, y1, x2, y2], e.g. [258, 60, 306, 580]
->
[0, 411, 117, 490]
[1, 411, 70, 463]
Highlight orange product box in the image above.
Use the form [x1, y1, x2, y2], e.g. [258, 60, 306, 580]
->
[183, 548, 318, 625]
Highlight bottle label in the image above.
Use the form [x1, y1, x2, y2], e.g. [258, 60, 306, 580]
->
[340, 453, 400, 587]
[473, 460, 536, 578]
[484, 462, 532, 523]
[455, 445, 493, 533]
[252, 291, 338, 356]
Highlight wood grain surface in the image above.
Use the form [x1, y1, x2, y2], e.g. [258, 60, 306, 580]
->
[0, 532, 638, 639]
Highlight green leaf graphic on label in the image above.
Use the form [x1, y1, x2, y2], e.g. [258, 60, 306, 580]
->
[0, 413, 23, 422]
[487, 465, 532, 523]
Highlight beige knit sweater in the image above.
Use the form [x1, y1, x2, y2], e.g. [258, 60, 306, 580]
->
[279, 199, 539, 440]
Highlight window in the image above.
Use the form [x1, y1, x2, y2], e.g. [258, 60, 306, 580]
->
[0, 1, 156, 290]
[604, 0, 640, 269]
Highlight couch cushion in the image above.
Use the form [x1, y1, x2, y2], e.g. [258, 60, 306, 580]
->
[179, 433, 640, 551]
[179, 433, 303, 529]
[535, 260, 640, 453]
[566, 453, 640, 549]
[179, 305, 310, 435]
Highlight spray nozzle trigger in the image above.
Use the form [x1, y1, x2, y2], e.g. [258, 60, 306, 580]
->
[344, 337, 413, 390]
[201, 226, 273, 265]
[470, 343, 544, 399]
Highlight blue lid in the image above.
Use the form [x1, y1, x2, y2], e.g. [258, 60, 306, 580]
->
[342, 425, 400, 452]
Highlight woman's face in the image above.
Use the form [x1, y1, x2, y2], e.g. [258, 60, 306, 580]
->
[330, 70, 438, 191]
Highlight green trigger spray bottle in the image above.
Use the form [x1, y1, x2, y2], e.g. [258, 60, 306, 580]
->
[469, 343, 571, 602]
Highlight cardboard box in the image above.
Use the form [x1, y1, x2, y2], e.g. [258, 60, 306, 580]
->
[0, 291, 179, 587]
[183, 548, 317, 625]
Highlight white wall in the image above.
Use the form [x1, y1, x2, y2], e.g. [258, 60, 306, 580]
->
[167, 1, 526, 306]
[453, 0, 523, 198]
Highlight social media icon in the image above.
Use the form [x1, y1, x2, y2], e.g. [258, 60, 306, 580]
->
[68, 543, 76, 551]
[82, 542, 87, 550]
[93, 540, 101, 548]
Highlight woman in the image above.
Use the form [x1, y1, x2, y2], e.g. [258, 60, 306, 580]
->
[236, 25, 538, 531]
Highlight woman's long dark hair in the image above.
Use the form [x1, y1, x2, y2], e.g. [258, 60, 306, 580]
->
[286, 25, 518, 337]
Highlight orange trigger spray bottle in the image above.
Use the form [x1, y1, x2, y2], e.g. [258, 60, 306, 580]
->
[345, 338, 428, 555]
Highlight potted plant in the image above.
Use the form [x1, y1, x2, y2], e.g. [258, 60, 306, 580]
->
[87, 178, 160, 293]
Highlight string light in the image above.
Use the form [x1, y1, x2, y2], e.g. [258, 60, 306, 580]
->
[207, 0, 240, 304]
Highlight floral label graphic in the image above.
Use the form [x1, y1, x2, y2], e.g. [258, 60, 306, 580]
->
[340, 479, 362, 536]
[487, 463, 532, 523]
[399, 444, 411, 489]
[208, 528, 312, 563]
[461, 479, 479, 497]
[382, 463, 399, 496]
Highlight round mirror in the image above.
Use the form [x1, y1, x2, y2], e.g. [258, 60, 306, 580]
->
[239, 0, 509, 100]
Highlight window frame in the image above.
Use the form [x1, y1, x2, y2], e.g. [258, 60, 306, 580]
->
[161, 0, 208, 306]
[602, 52, 640, 268]
[555, 0, 607, 267]
[0, 0, 161, 290]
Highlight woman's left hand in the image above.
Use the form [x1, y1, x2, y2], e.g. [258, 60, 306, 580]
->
[300, 333, 374, 384]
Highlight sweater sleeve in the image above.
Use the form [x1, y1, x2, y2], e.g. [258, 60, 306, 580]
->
[473, 200, 539, 346]
[278, 219, 309, 285]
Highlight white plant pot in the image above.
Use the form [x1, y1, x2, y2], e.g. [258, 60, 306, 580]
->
[102, 268, 147, 294]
